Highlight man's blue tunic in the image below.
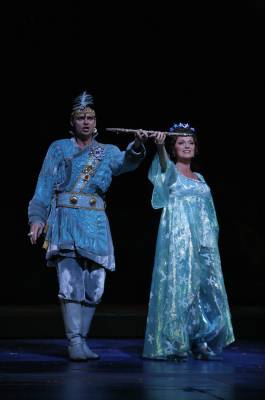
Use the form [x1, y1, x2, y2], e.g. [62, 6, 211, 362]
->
[28, 137, 145, 271]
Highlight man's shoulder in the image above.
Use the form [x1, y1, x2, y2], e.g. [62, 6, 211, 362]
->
[48, 138, 72, 150]
[50, 138, 72, 146]
[105, 143, 119, 151]
[44, 139, 72, 159]
[95, 141, 120, 153]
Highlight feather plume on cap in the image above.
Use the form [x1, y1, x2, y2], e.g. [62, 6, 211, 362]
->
[72, 91, 94, 112]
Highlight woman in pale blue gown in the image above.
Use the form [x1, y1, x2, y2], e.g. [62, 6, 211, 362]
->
[143, 123, 234, 361]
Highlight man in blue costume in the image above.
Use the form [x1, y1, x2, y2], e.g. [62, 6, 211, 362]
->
[28, 91, 147, 361]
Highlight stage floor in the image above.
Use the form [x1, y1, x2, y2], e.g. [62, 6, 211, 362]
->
[1, 339, 265, 400]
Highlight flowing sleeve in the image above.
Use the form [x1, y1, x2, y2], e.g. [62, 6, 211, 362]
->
[148, 153, 177, 209]
[28, 141, 64, 225]
[197, 173, 220, 235]
[109, 142, 146, 176]
[208, 194, 220, 235]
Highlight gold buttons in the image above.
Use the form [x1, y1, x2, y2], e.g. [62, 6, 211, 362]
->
[70, 196, 78, 204]
[89, 197, 97, 206]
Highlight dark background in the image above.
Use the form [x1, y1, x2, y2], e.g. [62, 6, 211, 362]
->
[8, 1, 265, 308]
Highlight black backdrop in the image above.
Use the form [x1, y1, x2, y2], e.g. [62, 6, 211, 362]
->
[7, 1, 265, 307]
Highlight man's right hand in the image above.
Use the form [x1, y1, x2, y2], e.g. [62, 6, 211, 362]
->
[28, 222, 45, 245]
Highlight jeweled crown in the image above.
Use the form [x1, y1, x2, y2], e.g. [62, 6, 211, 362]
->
[169, 122, 195, 135]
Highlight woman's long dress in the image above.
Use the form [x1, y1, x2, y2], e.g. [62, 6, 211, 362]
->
[143, 155, 234, 359]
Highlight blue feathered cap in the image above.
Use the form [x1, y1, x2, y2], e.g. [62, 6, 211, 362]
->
[169, 122, 195, 135]
[72, 91, 95, 113]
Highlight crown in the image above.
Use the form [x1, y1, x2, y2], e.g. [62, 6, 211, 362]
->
[169, 122, 195, 135]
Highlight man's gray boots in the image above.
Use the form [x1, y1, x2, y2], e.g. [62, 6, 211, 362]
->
[81, 305, 99, 359]
[60, 300, 88, 361]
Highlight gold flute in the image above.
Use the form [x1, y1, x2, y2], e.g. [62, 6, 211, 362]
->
[106, 128, 176, 136]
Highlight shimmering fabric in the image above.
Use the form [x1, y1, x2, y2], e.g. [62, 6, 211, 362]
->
[28, 138, 145, 271]
[143, 155, 234, 359]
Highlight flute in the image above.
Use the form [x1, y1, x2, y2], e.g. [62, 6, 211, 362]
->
[106, 128, 176, 136]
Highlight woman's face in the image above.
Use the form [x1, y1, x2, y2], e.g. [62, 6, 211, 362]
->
[174, 136, 196, 160]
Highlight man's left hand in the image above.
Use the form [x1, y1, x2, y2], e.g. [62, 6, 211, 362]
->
[133, 129, 149, 151]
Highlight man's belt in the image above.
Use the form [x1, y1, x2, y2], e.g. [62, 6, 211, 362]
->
[56, 192, 105, 211]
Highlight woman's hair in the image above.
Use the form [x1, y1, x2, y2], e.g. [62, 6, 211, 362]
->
[166, 122, 199, 170]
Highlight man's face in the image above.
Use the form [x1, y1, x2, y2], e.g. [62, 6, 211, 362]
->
[72, 110, 96, 138]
